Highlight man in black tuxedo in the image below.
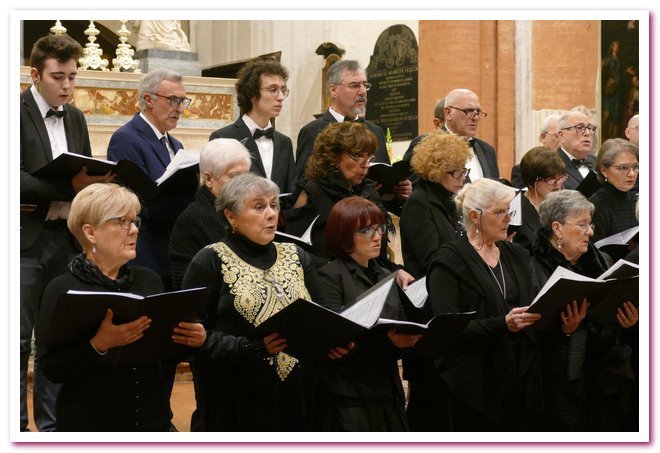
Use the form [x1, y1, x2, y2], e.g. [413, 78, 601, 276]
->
[556, 110, 598, 190]
[20, 34, 113, 431]
[210, 59, 297, 194]
[295, 59, 412, 204]
[443, 88, 499, 182]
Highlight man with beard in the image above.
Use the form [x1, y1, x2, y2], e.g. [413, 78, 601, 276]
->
[295, 60, 411, 203]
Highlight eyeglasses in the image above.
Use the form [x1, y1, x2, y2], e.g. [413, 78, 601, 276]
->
[260, 85, 290, 98]
[344, 153, 376, 167]
[478, 208, 515, 220]
[447, 106, 487, 119]
[446, 168, 471, 179]
[561, 124, 597, 135]
[108, 216, 141, 230]
[152, 93, 192, 108]
[611, 163, 639, 174]
[563, 222, 595, 233]
[536, 174, 569, 186]
[336, 82, 372, 91]
[356, 224, 386, 238]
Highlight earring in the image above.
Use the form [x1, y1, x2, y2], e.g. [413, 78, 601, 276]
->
[557, 238, 562, 250]
[605, 176, 608, 183]
[92, 245, 96, 253]
[475, 228, 479, 237]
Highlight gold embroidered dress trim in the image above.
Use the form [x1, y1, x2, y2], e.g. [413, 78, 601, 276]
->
[211, 241, 311, 381]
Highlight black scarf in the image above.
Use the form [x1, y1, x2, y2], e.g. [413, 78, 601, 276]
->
[69, 253, 134, 290]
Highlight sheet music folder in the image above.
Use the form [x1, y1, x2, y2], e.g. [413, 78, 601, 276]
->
[528, 261, 639, 330]
[41, 287, 210, 362]
[253, 274, 475, 360]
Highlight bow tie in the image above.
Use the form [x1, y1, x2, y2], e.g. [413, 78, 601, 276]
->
[572, 158, 592, 169]
[253, 127, 274, 140]
[46, 109, 66, 119]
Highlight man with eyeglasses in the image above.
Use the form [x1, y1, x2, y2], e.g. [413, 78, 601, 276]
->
[295, 60, 413, 206]
[107, 68, 196, 429]
[210, 59, 297, 194]
[21, 33, 115, 432]
[442, 88, 499, 183]
[556, 111, 598, 190]
[108, 68, 194, 289]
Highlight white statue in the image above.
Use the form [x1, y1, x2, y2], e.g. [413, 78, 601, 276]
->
[134, 20, 191, 52]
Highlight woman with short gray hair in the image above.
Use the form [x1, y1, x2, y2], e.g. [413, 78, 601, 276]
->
[425, 178, 543, 431]
[181, 173, 323, 431]
[530, 189, 637, 431]
[589, 138, 639, 245]
[168, 138, 251, 290]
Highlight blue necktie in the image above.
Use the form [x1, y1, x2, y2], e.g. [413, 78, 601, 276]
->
[159, 136, 171, 163]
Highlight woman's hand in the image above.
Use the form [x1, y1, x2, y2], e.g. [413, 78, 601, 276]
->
[90, 308, 151, 353]
[396, 269, 415, 290]
[386, 328, 422, 349]
[616, 301, 638, 329]
[561, 298, 589, 335]
[172, 322, 207, 348]
[263, 332, 287, 355]
[505, 306, 541, 333]
[327, 341, 356, 360]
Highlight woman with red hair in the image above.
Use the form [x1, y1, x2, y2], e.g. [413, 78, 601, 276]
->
[314, 196, 419, 431]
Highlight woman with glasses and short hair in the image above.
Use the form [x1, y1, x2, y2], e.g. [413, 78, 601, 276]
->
[589, 138, 639, 244]
[283, 121, 395, 268]
[36, 183, 206, 431]
[530, 190, 637, 431]
[425, 178, 543, 431]
[315, 196, 418, 431]
[513, 146, 568, 251]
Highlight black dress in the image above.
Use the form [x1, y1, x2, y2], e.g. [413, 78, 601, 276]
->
[530, 229, 637, 431]
[36, 255, 170, 432]
[426, 237, 543, 431]
[181, 233, 322, 431]
[169, 185, 225, 290]
[315, 258, 408, 431]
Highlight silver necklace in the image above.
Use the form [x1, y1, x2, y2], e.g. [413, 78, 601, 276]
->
[487, 259, 506, 299]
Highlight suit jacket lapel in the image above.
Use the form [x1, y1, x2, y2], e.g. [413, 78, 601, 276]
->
[236, 118, 266, 176]
[471, 140, 492, 178]
[557, 148, 584, 187]
[23, 90, 53, 162]
[134, 114, 171, 168]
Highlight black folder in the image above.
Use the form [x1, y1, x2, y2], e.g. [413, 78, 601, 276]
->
[32, 152, 198, 205]
[367, 160, 412, 196]
[41, 287, 210, 362]
[528, 261, 639, 330]
[252, 274, 474, 360]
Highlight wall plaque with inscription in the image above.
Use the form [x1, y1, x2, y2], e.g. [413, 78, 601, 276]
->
[366, 24, 418, 142]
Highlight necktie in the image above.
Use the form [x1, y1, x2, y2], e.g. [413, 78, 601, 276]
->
[158, 136, 171, 162]
[253, 127, 274, 140]
[46, 109, 66, 119]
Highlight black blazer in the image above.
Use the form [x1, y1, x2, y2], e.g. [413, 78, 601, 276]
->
[510, 163, 525, 189]
[209, 117, 297, 194]
[20, 88, 92, 250]
[440, 126, 499, 180]
[400, 179, 462, 278]
[556, 147, 596, 190]
[295, 110, 390, 180]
